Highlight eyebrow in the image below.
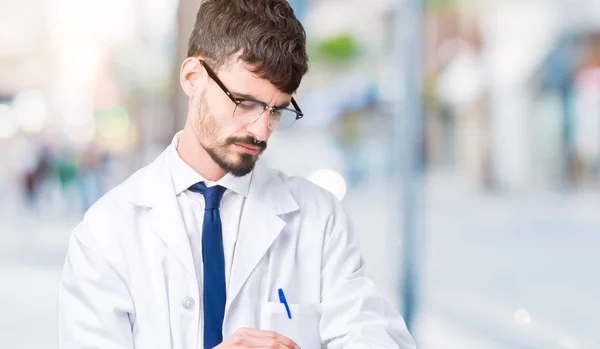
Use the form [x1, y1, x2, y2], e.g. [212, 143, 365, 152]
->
[231, 91, 291, 109]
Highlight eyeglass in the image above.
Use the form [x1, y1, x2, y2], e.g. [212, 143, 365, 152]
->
[199, 59, 304, 131]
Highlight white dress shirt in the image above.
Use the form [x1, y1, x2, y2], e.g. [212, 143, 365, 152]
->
[166, 132, 252, 296]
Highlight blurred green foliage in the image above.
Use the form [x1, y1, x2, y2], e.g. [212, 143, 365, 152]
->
[423, 0, 460, 10]
[313, 33, 361, 62]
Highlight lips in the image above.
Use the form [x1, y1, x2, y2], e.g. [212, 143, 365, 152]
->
[235, 143, 260, 152]
[234, 143, 262, 155]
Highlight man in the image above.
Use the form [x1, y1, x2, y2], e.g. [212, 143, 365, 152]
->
[58, 0, 416, 348]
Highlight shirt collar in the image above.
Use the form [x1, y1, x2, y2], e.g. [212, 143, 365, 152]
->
[167, 131, 252, 197]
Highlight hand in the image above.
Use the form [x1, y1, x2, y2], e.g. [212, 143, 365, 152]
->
[214, 327, 300, 349]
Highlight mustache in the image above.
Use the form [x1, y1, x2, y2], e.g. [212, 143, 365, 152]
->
[226, 136, 267, 151]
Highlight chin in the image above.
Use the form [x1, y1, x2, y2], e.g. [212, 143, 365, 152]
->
[218, 154, 257, 177]
[226, 164, 255, 177]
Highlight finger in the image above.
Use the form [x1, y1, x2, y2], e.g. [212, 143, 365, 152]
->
[227, 331, 282, 348]
[261, 330, 298, 349]
[235, 328, 299, 349]
[237, 335, 287, 348]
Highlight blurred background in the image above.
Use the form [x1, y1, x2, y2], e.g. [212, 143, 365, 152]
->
[1, 0, 600, 348]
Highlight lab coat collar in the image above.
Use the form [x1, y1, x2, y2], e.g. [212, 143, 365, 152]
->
[131, 145, 300, 283]
[133, 145, 299, 215]
[225, 160, 297, 317]
[135, 149, 197, 276]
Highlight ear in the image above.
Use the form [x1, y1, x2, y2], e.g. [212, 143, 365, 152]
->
[180, 57, 206, 97]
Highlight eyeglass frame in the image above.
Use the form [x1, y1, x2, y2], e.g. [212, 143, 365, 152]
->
[198, 59, 304, 129]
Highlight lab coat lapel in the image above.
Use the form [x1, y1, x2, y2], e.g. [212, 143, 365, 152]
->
[136, 149, 196, 277]
[225, 161, 299, 314]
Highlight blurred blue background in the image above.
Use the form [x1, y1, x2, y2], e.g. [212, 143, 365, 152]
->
[1, 0, 600, 348]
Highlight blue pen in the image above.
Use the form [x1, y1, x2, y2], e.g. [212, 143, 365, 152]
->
[278, 288, 292, 319]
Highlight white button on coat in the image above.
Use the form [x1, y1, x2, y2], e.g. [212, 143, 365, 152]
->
[182, 297, 195, 310]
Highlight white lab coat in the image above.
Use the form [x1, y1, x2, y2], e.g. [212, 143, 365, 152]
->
[58, 147, 416, 349]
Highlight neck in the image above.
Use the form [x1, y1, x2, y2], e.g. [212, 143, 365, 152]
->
[177, 126, 227, 181]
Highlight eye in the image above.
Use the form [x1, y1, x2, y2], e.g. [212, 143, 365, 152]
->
[237, 100, 256, 110]
[271, 109, 283, 119]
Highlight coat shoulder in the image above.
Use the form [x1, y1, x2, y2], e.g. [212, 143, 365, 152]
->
[87, 164, 151, 216]
[75, 161, 155, 244]
[270, 168, 342, 213]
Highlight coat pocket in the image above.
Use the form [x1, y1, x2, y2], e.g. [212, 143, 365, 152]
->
[260, 302, 322, 349]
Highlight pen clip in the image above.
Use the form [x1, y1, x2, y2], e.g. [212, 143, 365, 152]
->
[278, 288, 292, 319]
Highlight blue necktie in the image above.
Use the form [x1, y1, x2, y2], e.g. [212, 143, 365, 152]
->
[189, 182, 227, 349]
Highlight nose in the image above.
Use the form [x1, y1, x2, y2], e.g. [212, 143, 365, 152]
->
[246, 108, 272, 141]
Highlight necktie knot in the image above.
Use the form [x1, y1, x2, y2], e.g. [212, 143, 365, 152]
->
[189, 182, 227, 210]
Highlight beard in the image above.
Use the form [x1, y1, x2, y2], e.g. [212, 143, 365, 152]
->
[193, 97, 267, 177]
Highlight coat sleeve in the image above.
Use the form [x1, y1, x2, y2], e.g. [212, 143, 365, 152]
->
[58, 222, 135, 349]
[319, 196, 417, 349]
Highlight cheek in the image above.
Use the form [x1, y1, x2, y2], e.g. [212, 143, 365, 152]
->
[205, 87, 232, 119]
[202, 88, 249, 138]
[202, 111, 241, 144]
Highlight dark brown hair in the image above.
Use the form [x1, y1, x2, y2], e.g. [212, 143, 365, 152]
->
[187, 0, 308, 94]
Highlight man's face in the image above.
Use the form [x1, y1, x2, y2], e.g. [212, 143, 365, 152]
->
[192, 56, 292, 177]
